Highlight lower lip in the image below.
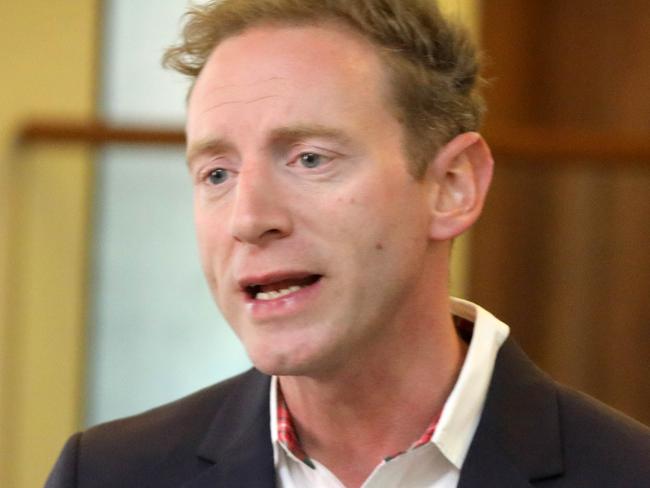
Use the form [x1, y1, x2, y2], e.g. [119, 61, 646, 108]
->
[244, 278, 323, 320]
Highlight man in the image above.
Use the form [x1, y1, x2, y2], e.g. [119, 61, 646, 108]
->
[46, 1, 649, 487]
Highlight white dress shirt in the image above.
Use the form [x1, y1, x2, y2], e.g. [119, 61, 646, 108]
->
[271, 298, 510, 487]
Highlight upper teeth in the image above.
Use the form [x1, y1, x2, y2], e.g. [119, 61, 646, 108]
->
[256, 285, 302, 301]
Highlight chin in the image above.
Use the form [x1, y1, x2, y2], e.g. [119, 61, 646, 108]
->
[250, 357, 307, 377]
[246, 343, 324, 377]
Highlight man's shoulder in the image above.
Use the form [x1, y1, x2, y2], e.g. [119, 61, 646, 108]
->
[49, 368, 271, 488]
[555, 382, 650, 465]
[83, 368, 268, 447]
[475, 337, 650, 486]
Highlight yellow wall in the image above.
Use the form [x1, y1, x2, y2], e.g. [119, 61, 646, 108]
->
[0, 1, 98, 486]
[439, 0, 480, 297]
[440, 0, 480, 39]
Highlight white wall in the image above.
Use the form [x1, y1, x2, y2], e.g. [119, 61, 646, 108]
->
[86, 0, 250, 426]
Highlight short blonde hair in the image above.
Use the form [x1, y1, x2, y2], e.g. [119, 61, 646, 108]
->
[164, 0, 484, 177]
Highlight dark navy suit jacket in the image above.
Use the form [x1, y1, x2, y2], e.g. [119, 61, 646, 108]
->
[45, 338, 650, 487]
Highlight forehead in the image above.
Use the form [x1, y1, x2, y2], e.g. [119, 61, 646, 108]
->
[187, 23, 391, 129]
[203, 22, 384, 82]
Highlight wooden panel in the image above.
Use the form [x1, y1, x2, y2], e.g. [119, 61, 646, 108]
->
[19, 120, 185, 146]
[475, 0, 650, 424]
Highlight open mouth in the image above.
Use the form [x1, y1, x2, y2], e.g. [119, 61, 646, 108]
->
[245, 274, 322, 301]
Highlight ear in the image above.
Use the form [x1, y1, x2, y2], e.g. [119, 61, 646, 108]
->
[427, 132, 494, 241]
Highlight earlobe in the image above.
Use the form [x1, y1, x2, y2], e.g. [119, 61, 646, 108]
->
[427, 132, 494, 241]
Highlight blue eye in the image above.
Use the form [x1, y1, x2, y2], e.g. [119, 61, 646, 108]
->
[299, 152, 324, 169]
[207, 168, 229, 185]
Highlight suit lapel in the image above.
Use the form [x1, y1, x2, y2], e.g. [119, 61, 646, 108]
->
[458, 435, 533, 487]
[458, 338, 564, 487]
[183, 369, 276, 488]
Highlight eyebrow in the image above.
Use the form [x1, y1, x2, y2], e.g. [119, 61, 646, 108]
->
[186, 138, 233, 167]
[268, 124, 353, 146]
[186, 124, 353, 167]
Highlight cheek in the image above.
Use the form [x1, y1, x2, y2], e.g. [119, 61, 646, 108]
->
[350, 194, 429, 262]
[194, 210, 229, 281]
[330, 189, 393, 244]
[195, 201, 226, 246]
[194, 216, 214, 259]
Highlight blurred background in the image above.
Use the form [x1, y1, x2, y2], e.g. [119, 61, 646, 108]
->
[0, 1, 648, 486]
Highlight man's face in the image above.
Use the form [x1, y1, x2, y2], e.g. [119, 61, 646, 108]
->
[187, 24, 443, 377]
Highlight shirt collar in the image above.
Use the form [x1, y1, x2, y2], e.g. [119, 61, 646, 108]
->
[269, 298, 510, 470]
[433, 298, 510, 468]
[270, 375, 281, 465]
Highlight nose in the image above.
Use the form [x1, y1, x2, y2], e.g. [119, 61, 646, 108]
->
[229, 164, 293, 245]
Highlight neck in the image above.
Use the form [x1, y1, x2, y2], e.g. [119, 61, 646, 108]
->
[278, 297, 467, 487]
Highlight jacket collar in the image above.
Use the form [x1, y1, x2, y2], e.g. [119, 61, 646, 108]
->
[183, 369, 276, 488]
[458, 337, 564, 487]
